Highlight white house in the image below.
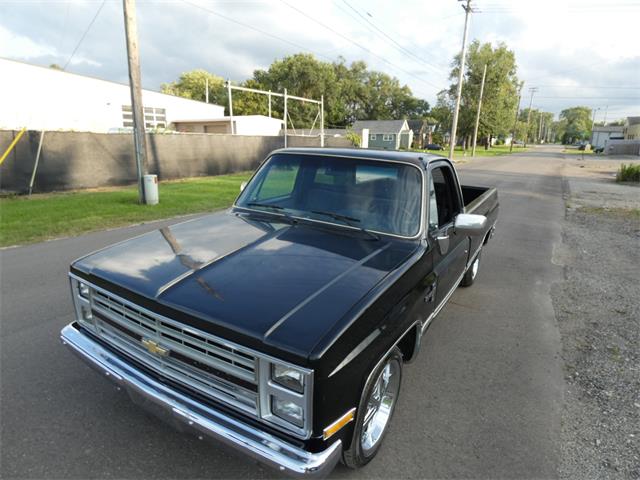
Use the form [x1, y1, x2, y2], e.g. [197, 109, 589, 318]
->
[174, 115, 284, 136]
[0, 57, 225, 132]
[591, 125, 624, 149]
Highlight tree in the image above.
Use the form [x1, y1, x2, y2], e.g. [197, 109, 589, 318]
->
[161, 54, 431, 129]
[558, 106, 592, 144]
[444, 41, 521, 147]
[49, 64, 63, 70]
[161, 70, 227, 107]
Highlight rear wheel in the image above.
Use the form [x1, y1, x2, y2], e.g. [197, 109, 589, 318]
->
[460, 250, 481, 287]
[342, 348, 402, 468]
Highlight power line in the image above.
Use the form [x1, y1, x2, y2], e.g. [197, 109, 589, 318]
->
[180, 0, 335, 62]
[62, 0, 106, 70]
[280, 0, 443, 90]
[339, 0, 447, 76]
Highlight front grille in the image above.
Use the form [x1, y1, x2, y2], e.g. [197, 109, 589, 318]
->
[82, 286, 259, 416]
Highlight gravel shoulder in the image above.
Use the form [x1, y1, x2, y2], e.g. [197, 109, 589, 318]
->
[553, 157, 640, 479]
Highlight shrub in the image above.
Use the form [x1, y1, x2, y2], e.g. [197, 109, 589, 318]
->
[616, 163, 640, 183]
[345, 129, 361, 147]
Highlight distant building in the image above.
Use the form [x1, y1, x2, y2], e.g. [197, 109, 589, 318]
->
[406, 120, 430, 149]
[591, 125, 624, 149]
[352, 120, 413, 150]
[174, 115, 283, 136]
[0, 57, 225, 133]
[624, 116, 640, 140]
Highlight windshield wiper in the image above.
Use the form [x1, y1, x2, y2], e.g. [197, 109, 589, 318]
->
[311, 210, 380, 241]
[244, 202, 297, 224]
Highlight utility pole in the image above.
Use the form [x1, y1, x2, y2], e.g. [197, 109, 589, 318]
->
[603, 105, 608, 126]
[471, 63, 487, 157]
[448, 0, 473, 160]
[123, 0, 148, 204]
[538, 113, 544, 143]
[205, 77, 209, 103]
[524, 87, 537, 148]
[510, 85, 522, 153]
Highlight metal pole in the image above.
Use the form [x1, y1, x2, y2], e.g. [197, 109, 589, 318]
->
[448, 0, 472, 160]
[538, 113, 543, 143]
[123, 0, 148, 204]
[205, 77, 209, 103]
[510, 89, 522, 153]
[227, 80, 234, 134]
[283, 88, 288, 148]
[471, 63, 487, 157]
[603, 105, 608, 125]
[524, 87, 537, 148]
[28, 130, 45, 196]
[268, 90, 272, 118]
[320, 95, 325, 148]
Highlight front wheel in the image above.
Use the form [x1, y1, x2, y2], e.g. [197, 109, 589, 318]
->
[460, 251, 481, 287]
[342, 347, 403, 468]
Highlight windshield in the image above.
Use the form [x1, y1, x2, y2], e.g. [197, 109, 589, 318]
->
[236, 153, 423, 237]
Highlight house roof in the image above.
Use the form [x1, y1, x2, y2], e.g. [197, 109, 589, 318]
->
[406, 119, 427, 133]
[627, 116, 640, 126]
[352, 120, 409, 134]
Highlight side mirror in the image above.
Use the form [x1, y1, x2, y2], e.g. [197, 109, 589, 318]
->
[240, 181, 247, 192]
[454, 213, 487, 236]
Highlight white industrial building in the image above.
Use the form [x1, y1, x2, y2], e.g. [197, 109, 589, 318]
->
[174, 115, 284, 136]
[591, 125, 624, 149]
[0, 58, 226, 133]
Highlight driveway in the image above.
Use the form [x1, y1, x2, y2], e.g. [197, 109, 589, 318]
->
[1, 147, 566, 479]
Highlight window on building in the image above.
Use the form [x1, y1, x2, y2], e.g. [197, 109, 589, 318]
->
[122, 106, 167, 129]
[370, 134, 377, 140]
[383, 133, 394, 141]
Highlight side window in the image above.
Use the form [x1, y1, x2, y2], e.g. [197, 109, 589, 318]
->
[430, 166, 460, 227]
[370, 134, 377, 140]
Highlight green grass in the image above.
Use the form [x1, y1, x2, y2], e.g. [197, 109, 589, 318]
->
[0, 172, 252, 247]
[562, 148, 594, 155]
[412, 145, 528, 158]
[616, 163, 640, 183]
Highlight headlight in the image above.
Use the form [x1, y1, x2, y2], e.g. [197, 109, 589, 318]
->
[271, 364, 304, 393]
[78, 281, 90, 299]
[271, 397, 304, 427]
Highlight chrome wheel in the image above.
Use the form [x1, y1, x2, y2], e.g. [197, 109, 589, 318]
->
[360, 358, 401, 457]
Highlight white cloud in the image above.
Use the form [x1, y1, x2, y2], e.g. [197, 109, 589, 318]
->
[1, 0, 638, 117]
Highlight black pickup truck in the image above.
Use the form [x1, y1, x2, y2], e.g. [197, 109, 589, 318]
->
[61, 148, 498, 477]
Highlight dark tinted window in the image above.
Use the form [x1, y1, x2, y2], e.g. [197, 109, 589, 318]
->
[237, 154, 423, 237]
[430, 166, 460, 227]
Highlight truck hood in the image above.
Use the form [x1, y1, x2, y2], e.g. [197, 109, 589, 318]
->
[72, 211, 417, 359]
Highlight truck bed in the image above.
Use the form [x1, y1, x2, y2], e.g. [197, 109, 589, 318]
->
[461, 184, 499, 217]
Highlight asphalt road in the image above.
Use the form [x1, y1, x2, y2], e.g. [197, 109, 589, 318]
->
[1, 146, 566, 479]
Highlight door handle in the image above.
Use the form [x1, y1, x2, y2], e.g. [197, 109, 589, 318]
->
[424, 282, 436, 303]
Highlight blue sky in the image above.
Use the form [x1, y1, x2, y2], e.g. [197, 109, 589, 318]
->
[1, 0, 639, 120]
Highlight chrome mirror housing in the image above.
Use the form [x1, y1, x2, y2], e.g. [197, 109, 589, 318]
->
[454, 213, 487, 236]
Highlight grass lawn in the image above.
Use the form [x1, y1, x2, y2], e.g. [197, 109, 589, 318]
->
[0, 172, 252, 247]
[413, 145, 528, 158]
[562, 148, 595, 155]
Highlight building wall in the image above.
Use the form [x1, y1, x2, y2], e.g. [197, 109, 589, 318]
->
[605, 139, 640, 156]
[368, 133, 397, 149]
[0, 59, 224, 132]
[0, 130, 354, 193]
[624, 124, 640, 140]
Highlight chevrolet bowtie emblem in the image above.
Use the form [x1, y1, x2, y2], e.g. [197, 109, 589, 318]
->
[141, 338, 169, 357]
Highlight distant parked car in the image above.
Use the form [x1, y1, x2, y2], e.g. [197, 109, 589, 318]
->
[578, 143, 590, 151]
[426, 143, 444, 151]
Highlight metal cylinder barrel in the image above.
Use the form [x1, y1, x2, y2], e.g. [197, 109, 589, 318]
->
[143, 174, 159, 205]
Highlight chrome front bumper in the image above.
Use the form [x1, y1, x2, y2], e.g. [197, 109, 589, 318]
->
[60, 323, 341, 478]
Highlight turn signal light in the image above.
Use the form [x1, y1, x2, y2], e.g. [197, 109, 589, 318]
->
[322, 408, 356, 440]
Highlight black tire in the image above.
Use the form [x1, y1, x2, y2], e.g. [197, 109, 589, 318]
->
[460, 250, 481, 287]
[342, 347, 403, 469]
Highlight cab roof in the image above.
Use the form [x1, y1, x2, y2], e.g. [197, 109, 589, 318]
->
[272, 147, 448, 169]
